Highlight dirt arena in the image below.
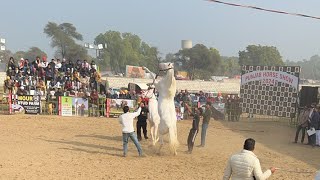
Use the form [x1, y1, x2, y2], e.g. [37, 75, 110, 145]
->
[0, 115, 319, 179]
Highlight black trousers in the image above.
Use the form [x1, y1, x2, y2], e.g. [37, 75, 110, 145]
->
[136, 122, 147, 140]
[187, 129, 198, 152]
[294, 125, 306, 143]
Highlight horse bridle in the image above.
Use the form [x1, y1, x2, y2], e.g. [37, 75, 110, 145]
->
[156, 63, 173, 79]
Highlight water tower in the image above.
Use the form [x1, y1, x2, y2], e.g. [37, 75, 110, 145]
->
[181, 40, 192, 49]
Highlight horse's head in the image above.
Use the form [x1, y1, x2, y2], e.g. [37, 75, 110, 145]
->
[158, 63, 174, 76]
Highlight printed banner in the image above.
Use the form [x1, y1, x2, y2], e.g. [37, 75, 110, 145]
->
[126, 65, 145, 78]
[61, 97, 73, 116]
[108, 99, 136, 118]
[241, 70, 299, 88]
[240, 65, 300, 118]
[72, 97, 89, 116]
[11, 95, 41, 114]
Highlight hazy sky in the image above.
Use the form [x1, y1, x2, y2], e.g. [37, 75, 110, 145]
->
[1, 0, 320, 61]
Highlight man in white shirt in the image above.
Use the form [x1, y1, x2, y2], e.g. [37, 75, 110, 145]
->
[223, 138, 276, 180]
[119, 104, 144, 157]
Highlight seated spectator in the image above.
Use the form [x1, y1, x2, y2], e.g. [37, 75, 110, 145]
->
[60, 58, 67, 72]
[90, 89, 99, 105]
[55, 59, 62, 71]
[17, 86, 27, 96]
[45, 64, 54, 82]
[66, 60, 74, 72]
[54, 87, 64, 97]
[73, 70, 80, 81]
[36, 79, 46, 94]
[38, 67, 46, 80]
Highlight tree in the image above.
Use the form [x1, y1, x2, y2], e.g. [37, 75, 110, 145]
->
[286, 55, 320, 80]
[94, 31, 159, 73]
[217, 56, 240, 77]
[24, 47, 47, 61]
[174, 44, 222, 80]
[239, 45, 284, 66]
[44, 22, 88, 61]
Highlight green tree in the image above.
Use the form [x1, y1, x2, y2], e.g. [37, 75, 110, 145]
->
[286, 55, 320, 80]
[174, 44, 221, 80]
[217, 56, 240, 77]
[23, 47, 47, 61]
[239, 45, 284, 66]
[44, 22, 88, 61]
[94, 31, 159, 73]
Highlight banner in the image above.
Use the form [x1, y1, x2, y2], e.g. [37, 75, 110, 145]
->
[72, 97, 89, 116]
[61, 97, 73, 116]
[241, 70, 299, 88]
[126, 65, 145, 78]
[11, 95, 40, 114]
[107, 98, 137, 118]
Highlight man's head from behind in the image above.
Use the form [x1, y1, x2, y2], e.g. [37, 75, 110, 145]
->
[123, 106, 129, 113]
[243, 138, 255, 151]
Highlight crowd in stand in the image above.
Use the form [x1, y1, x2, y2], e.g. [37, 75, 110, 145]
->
[4, 56, 111, 104]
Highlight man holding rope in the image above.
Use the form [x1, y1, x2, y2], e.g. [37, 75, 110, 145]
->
[223, 138, 276, 180]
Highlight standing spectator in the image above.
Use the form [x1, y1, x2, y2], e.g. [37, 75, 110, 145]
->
[225, 95, 232, 121]
[309, 105, 320, 147]
[294, 106, 310, 144]
[118, 104, 144, 157]
[199, 102, 212, 147]
[187, 107, 203, 153]
[136, 102, 149, 141]
[223, 138, 276, 180]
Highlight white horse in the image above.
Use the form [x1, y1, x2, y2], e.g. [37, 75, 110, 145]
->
[142, 85, 160, 146]
[143, 63, 178, 155]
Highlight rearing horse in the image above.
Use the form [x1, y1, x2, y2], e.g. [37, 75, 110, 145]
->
[143, 63, 178, 155]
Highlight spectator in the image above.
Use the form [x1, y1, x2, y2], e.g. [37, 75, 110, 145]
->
[136, 102, 149, 141]
[118, 104, 144, 157]
[187, 107, 203, 154]
[294, 106, 310, 144]
[55, 59, 62, 71]
[223, 138, 276, 180]
[199, 101, 212, 147]
[54, 87, 64, 97]
[309, 105, 320, 147]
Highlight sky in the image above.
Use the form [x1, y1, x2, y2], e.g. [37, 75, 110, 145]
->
[1, 0, 320, 61]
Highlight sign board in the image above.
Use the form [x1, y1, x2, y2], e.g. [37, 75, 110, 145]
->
[11, 95, 41, 114]
[61, 97, 73, 116]
[107, 98, 136, 118]
[240, 65, 300, 118]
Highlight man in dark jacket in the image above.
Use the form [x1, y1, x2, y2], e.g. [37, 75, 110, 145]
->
[187, 107, 203, 153]
[136, 102, 149, 141]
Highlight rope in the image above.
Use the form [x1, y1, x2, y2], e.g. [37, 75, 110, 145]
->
[206, 0, 320, 20]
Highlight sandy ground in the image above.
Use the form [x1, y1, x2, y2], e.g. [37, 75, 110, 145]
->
[0, 115, 319, 180]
